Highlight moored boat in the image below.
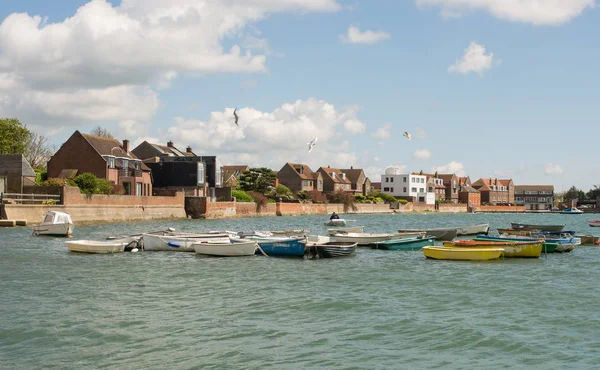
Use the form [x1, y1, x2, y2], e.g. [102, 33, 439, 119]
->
[143, 232, 232, 252]
[327, 225, 365, 236]
[245, 236, 306, 257]
[324, 219, 347, 227]
[588, 220, 600, 227]
[332, 232, 424, 245]
[397, 227, 457, 241]
[475, 235, 579, 253]
[270, 229, 310, 237]
[305, 241, 357, 258]
[422, 246, 504, 261]
[443, 239, 543, 258]
[66, 240, 127, 254]
[510, 223, 565, 232]
[193, 239, 258, 257]
[32, 211, 74, 237]
[456, 223, 490, 236]
[367, 236, 435, 251]
[561, 207, 584, 214]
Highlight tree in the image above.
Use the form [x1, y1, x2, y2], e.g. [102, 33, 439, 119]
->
[24, 131, 55, 169]
[73, 173, 113, 195]
[563, 186, 585, 204]
[238, 168, 276, 194]
[0, 118, 30, 155]
[586, 185, 600, 200]
[90, 125, 115, 139]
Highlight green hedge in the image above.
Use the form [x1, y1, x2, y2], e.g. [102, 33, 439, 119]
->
[232, 189, 254, 202]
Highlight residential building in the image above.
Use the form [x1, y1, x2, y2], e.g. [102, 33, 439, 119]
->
[131, 140, 196, 160]
[371, 182, 381, 193]
[277, 163, 323, 193]
[458, 176, 472, 186]
[515, 185, 554, 210]
[318, 166, 352, 193]
[341, 167, 371, 196]
[0, 155, 36, 194]
[48, 131, 152, 195]
[459, 184, 481, 207]
[438, 174, 459, 203]
[413, 172, 450, 202]
[471, 178, 514, 205]
[222, 165, 250, 187]
[381, 167, 434, 204]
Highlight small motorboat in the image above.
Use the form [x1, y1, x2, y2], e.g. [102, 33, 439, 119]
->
[32, 211, 74, 237]
[304, 241, 357, 258]
[143, 232, 233, 252]
[66, 240, 128, 254]
[324, 219, 347, 227]
[327, 226, 365, 236]
[193, 239, 258, 257]
[422, 246, 504, 261]
[588, 220, 600, 227]
[561, 207, 584, 214]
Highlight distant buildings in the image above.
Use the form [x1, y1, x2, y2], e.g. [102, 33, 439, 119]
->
[515, 185, 554, 210]
[381, 167, 435, 205]
[277, 163, 323, 193]
[472, 178, 515, 205]
[0, 155, 36, 194]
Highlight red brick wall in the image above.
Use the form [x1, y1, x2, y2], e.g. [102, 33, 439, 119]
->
[204, 201, 236, 219]
[62, 186, 183, 206]
[438, 203, 468, 213]
[413, 203, 436, 212]
[474, 205, 526, 213]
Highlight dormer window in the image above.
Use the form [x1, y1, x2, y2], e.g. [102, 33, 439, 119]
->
[330, 172, 336, 179]
[104, 156, 115, 169]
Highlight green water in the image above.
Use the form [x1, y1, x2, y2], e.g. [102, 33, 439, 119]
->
[2, 213, 600, 369]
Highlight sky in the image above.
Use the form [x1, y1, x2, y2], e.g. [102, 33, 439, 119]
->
[0, 0, 599, 192]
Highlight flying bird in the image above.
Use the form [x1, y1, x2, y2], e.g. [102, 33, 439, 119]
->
[308, 137, 318, 153]
[403, 131, 411, 140]
[233, 108, 239, 126]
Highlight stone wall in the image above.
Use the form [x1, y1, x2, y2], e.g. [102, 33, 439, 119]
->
[62, 186, 183, 206]
[474, 205, 526, 213]
[438, 203, 469, 213]
[412, 203, 436, 212]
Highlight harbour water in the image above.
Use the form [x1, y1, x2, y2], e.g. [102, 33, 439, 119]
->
[2, 213, 600, 369]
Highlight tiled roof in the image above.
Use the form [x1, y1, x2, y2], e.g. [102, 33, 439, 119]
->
[515, 185, 554, 191]
[319, 167, 351, 184]
[151, 143, 195, 157]
[223, 165, 250, 182]
[341, 168, 365, 184]
[460, 184, 480, 193]
[498, 179, 512, 186]
[437, 174, 456, 181]
[81, 133, 150, 171]
[287, 162, 317, 180]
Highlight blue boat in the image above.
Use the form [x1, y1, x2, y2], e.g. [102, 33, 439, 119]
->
[250, 237, 307, 257]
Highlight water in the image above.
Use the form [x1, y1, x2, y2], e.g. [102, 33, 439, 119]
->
[2, 213, 600, 369]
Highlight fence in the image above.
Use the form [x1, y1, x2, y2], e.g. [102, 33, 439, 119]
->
[1, 192, 61, 205]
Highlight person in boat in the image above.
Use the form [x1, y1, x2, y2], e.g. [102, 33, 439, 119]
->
[330, 212, 340, 220]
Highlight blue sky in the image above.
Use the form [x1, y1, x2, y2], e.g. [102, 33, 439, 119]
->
[0, 0, 598, 192]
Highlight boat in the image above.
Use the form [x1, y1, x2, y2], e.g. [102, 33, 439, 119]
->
[443, 240, 543, 258]
[270, 229, 310, 237]
[332, 232, 424, 245]
[422, 246, 504, 261]
[588, 220, 600, 227]
[327, 226, 365, 236]
[576, 234, 599, 245]
[324, 219, 347, 227]
[66, 240, 128, 254]
[475, 235, 579, 253]
[32, 211, 74, 237]
[397, 227, 457, 241]
[561, 207, 584, 214]
[143, 232, 233, 252]
[456, 223, 490, 236]
[304, 241, 357, 258]
[510, 223, 565, 232]
[245, 236, 307, 257]
[367, 236, 436, 251]
[193, 239, 258, 257]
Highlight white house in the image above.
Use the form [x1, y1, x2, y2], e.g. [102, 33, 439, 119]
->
[380, 167, 435, 205]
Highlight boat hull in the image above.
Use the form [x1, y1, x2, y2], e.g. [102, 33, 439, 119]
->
[333, 233, 422, 245]
[588, 220, 600, 227]
[32, 223, 74, 237]
[305, 242, 357, 258]
[456, 224, 489, 236]
[325, 219, 347, 227]
[369, 236, 435, 251]
[423, 246, 504, 261]
[475, 235, 578, 253]
[397, 228, 457, 241]
[143, 233, 231, 252]
[194, 240, 258, 257]
[251, 237, 306, 257]
[511, 223, 565, 232]
[327, 226, 365, 236]
[66, 240, 126, 254]
[444, 240, 543, 258]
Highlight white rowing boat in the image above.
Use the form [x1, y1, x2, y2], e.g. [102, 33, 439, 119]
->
[66, 240, 128, 254]
[193, 239, 258, 257]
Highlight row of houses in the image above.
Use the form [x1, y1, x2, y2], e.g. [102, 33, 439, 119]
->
[0, 130, 556, 210]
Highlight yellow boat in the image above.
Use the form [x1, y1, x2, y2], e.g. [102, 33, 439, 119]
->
[443, 240, 543, 258]
[422, 246, 504, 261]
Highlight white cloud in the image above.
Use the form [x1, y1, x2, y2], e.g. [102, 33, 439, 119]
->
[545, 163, 563, 176]
[413, 149, 432, 160]
[340, 25, 391, 45]
[416, 0, 595, 25]
[372, 123, 392, 139]
[344, 119, 366, 134]
[448, 42, 495, 75]
[0, 0, 340, 129]
[432, 161, 465, 176]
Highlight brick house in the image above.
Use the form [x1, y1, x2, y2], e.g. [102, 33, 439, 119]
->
[471, 178, 514, 205]
[277, 163, 323, 193]
[0, 155, 36, 194]
[222, 165, 250, 187]
[132, 141, 223, 197]
[515, 185, 554, 210]
[341, 167, 370, 196]
[438, 174, 459, 203]
[413, 172, 449, 202]
[318, 166, 352, 193]
[48, 131, 152, 196]
[459, 184, 481, 207]
[458, 176, 472, 186]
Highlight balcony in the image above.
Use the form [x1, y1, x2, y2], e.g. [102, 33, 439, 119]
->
[119, 168, 142, 178]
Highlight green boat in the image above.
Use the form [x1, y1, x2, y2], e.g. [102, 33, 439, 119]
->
[368, 236, 436, 251]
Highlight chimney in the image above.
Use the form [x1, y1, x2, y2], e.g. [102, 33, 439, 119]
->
[122, 139, 129, 153]
[167, 140, 174, 148]
[186, 146, 192, 153]
[351, 166, 353, 169]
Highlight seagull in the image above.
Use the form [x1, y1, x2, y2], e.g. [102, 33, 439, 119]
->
[403, 131, 411, 140]
[308, 137, 318, 153]
[233, 108, 239, 126]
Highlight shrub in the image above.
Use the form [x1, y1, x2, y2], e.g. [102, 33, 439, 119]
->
[275, 184, 292, 196]
[308, 190, 328, 204]
[35, 169, 48, 184]
[73, 173, 113, 195]
[296, 190, 309, 201]
[398, 199, 408, 204]
[232, 189, 253, 202]
[327, 190, 357, 212]
[248, 191, 268, 211]
[354, 194, 367, 203]
[40, 178, 75, 187]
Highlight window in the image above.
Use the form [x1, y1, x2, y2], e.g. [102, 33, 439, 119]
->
[390, 187, 394, 192]
[137, 183, 142, 196]
[403, 177, 407, 182]
[419, 188, 424, 193]
[421, 178, 424, 183]
[403, 187, 407, 192]
[215, 166, 222, 187]
[303, 180, 309, 187]
[106, 156, 115, 169]
[429, 187, 433, 192]
[385, 177, 389, 182]
[121, 158, 128, 169]
[390, 177, 394, 182]
[197, 162, 205, 186]
[384, 187, 390, 192]
[412, 187, 417, 192]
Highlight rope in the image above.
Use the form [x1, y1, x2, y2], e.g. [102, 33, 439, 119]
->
[256, 245, 269, 257]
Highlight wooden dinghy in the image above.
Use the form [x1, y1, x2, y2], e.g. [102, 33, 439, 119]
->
[66, 240, 128, 254]
[422, 246, 504, 261]
[444, 239, 543, 258]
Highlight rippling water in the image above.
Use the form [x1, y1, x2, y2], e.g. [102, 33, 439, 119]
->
[2, 213, 600, 369]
